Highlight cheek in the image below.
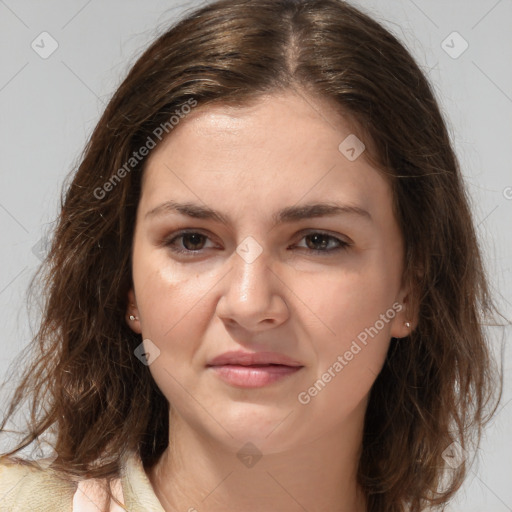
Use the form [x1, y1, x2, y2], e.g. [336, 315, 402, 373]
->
[137, 269, 208, 348]
[133, 241, 210, 336]
[295, 269, 395, 417]
[294, 261, 398, 343]
[295, 259, 397, 391]
[131, 251, 201, 377]
[133, 264, 211, 408]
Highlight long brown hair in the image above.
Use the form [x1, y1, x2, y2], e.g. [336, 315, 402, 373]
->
[0, 1, 503, 510]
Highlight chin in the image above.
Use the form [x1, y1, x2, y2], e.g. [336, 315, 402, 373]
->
[208, 407, 306, 452]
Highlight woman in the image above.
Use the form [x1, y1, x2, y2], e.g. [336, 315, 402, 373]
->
[0, 0, 502, 510]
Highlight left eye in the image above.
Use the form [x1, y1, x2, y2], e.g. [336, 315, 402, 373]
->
[163, 231, 350, 255]
[294, 232, 350, 253]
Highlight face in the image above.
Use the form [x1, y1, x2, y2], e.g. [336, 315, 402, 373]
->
[127, 89, 412, 454]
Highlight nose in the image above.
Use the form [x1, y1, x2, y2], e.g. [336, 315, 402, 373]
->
[215, 244, 290, 332]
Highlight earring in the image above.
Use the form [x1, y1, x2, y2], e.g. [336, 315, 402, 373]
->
[129, 315, 138, 321]
[404, 321, 411, 328]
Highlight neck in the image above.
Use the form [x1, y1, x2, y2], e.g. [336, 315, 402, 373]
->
[147, 408, 367, 512]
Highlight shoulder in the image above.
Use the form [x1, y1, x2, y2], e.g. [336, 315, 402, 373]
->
[0, 457, 76, 511]
[0, 457, 126, 512]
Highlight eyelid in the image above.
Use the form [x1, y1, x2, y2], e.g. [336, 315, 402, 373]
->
[162, 229, 217, 251]
[294, 228, 353, 246]
[292, 231, 352, 255]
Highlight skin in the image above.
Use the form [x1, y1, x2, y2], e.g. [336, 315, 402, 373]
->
[126, 88, 415, 512]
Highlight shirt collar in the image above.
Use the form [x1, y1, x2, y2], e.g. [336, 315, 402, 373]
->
[120, 450, 166, 512]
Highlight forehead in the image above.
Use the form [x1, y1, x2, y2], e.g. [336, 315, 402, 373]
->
[140, 90, 392, 222]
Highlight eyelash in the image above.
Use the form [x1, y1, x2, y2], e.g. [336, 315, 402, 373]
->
[162, 230, 351, 257]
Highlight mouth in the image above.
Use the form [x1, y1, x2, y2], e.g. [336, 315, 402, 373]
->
[207, 362, 304, 388]
[206, 350, 304, 388]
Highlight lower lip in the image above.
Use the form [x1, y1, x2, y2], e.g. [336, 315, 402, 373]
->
[208, 364, 303, 388]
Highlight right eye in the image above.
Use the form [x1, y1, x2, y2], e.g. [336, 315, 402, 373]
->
[163, 230, 216, 255]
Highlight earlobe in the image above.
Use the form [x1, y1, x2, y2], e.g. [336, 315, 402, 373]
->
[390, 306, 412, 339]
[390, 290, 418, 339]
[126, 288, 142, 334]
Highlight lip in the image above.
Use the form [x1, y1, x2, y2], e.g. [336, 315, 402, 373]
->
[206, 350, 304, 388]
[207, 350, 303, 367]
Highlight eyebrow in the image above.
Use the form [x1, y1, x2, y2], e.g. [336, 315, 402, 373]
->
[145, 200, 372, 225]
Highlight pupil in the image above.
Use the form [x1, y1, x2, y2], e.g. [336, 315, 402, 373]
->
[307, 234, 327, 250]
[184, 233, 204, 250]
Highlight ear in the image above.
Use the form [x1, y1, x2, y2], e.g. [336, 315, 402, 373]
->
[389, 284, 418, 339]
[126, 288, 142, 334]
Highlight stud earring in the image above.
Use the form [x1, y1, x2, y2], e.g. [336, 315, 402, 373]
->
[404, 321, 411, 328]
[129, 315, 138, 321]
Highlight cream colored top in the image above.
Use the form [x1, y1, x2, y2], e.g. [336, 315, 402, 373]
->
[0, 451, 166, 511]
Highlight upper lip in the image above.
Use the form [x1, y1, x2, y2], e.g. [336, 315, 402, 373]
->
[207, 350, 303, 367]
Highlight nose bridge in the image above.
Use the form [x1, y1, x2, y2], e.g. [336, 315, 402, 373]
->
[229, 237, 272, 305]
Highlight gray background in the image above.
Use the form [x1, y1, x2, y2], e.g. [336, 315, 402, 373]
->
[0, 0, 511, 510]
